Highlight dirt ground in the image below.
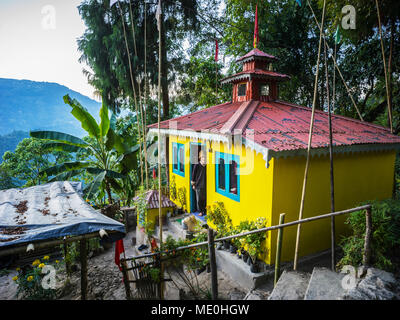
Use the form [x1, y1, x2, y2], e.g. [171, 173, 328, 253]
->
[0, 230, 254, 300]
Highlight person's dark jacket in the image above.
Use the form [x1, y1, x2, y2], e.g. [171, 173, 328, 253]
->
[192, 163, 206, 189]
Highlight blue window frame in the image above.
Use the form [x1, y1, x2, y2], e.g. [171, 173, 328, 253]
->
[215, 152, 240, 202]
[172, 142, 185, 177]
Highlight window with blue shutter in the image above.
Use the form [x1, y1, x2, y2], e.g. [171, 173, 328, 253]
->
[172, 143, 185, 177]
[215, 152, 240, 202]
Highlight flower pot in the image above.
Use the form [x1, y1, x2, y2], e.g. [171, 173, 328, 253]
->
[250, 261, 260, 273]
[196, 266, 206, 275]
[223, 240, 230, 250]
[247, 257, 252, 266]
[216, 242, 223, 250]
[242, 254, 248, 264]
[229, 244, 236, 254]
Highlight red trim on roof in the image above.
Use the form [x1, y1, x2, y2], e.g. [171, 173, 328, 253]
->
[221, 69, 290, 84]
[236, 48, 277, 62]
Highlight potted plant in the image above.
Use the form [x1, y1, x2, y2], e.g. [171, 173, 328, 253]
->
[177, 187, 187, 214]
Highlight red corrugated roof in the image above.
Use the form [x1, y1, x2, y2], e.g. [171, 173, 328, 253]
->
[133, 190, 175, 210]
[236, 48, 277, 62]
[148, 100, 400, 152]
[221, 69, 290, 84]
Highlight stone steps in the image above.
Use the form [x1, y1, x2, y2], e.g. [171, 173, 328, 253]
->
[268, 270, 311, 300]
[304, 267, 346, 300]
[269, 267, 346, 300]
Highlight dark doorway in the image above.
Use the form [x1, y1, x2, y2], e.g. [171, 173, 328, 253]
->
[189, 142, 206, 213]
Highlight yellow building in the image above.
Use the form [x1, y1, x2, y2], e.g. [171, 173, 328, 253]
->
[148, 48, 400, 265]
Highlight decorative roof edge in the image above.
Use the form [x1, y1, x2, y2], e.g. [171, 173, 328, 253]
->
[220, 72, 289, 85]
[148, 128, 400, 170]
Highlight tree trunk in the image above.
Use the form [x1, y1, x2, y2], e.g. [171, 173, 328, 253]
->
[105, 181, 113, 204]
[388, 19, 394, 129]
[160, 18, 169, 120]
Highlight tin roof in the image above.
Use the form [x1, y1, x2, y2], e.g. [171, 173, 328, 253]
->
[148, 100, 400, 152]
[133, 190, 176, 210]
[0, 181, 125, 247]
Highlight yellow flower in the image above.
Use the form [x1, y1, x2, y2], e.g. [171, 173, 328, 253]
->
[55, 260, 60, 264]
[12, 276, 18, 281]
[16, 267, 20, 271]
[27, 276, 34, 282]
[32, 259, 40, 266]
[38, 263, 45, 268]
[43, 255, 49, 260]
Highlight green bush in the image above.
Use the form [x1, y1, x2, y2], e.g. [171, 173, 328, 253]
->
[337, 199, 400, 272]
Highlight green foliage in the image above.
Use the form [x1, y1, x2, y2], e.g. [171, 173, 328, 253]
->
[135, 186, 154, 236]
[30, 95, 140, 204]
[0, 131, 29, 164]
[206, 201, 232, 237]
[337, 199, 400, 272]
[13, 257, 60, 300]
[0, 138, 73, 188]
[177, 187, 187, 212]
[169, 175, 177, 201]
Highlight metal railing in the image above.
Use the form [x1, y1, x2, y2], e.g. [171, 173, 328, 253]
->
[121, 204, 372, 299]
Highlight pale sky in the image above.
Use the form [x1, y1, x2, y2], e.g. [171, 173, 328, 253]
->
[0, 0, 98, 100]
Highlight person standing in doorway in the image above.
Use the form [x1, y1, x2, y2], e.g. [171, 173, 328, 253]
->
[191, 150, 206, 216]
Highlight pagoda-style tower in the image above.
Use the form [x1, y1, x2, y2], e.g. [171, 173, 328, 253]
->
[221, 48, 290, 102]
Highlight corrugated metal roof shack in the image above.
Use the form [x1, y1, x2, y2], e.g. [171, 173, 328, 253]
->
[0, 181, 126, 299]
[147, 48, 400, 266]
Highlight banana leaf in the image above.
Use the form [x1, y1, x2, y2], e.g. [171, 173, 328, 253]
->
[99, 101, 110, 138]
[42, 142, 85, 153]
[40, 161, 91, 177]
[30, 131, 88, 148]
[48, 170, 82, 182]
[84, 171, 106, 199]
[107, 177, 123, 193]
[63, 94, 100, 139]
[86, 167, 125, 179]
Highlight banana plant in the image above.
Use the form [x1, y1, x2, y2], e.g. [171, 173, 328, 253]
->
[30, 94, 139, 203]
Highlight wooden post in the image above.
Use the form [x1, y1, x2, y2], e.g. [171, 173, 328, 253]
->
[208, 227, 218, 300]
[121, 261, 132, 300]
[274, 213, 285, 287]
[63, 239, 71, 276]
[363, 207, 372, 266]
[80, 239, 87, 300]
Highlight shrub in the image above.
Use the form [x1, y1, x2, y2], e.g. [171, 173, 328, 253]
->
[206, 202, 232, 237]
[337, 199, 400, 272]
[13, 256, 60, 300]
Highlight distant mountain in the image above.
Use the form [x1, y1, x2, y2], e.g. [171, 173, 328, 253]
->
[0, 130, 30, 162]
[0, 78, 101, 137]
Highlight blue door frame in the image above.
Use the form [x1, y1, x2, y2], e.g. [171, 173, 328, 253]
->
[189, 142, 206, 213]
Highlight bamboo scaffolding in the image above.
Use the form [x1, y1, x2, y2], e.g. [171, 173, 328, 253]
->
[293, 0, 326, 271]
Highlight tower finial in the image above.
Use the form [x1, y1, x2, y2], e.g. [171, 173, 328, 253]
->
[253, 5, 259, 48]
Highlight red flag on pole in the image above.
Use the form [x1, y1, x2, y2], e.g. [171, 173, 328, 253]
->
[114, 239, 125, 271]
[153, 167, 156, 179]
[253, 5, 259, 48]
[215, 39, 219, 62]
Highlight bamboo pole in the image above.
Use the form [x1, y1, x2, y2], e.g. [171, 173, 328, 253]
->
[274, 213, 285, 286]
[306, 0, 363, 122]
[128, 0, 149, 188]
[121, 260, 132, 300]
[116, 1, 144, 185]
[80, 239, 88, 300]
[293, 0, 326, 271]
[157, 0, 164, 300]
[375, 0, 393, 133]
[0, 231, 117, 258]
[363, 207, 372, 267]
[208, 227, 218, 300]
[324, 38, 336, 271]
